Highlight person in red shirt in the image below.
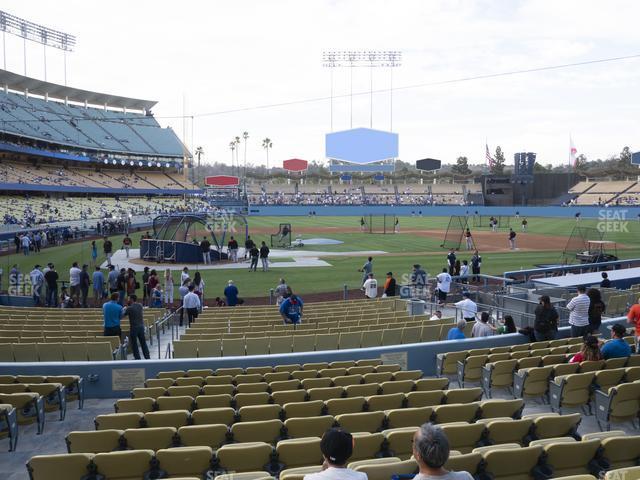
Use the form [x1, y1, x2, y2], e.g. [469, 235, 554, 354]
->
[569, 335, 602, 363]
[627, 297, 640, 349]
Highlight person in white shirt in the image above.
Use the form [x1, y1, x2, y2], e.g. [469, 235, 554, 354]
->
[454, 292, 477, 322]
[182, 284, 201, 327]
[362, 273, 378, 299]
[304, 428, 367, 480]
[30, 265, 44, 305]
[180, 266, 190, 285]
[567, 285, 591, 338]
[436, 268, 452, 305]
[459, 260, 469, 284]
[430, 310, 443, 321]
[471, 311, 496, 337]
[69, 262, 82, 306]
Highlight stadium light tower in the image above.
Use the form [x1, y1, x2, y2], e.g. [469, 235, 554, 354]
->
[322, 50, 402, 131]
[0, 10, 76, 83]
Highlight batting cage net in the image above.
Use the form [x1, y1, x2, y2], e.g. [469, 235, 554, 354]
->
[471, 215, 511, 228]
[362, 214, 397, 234]
[271, 223, 292, 248]
[561, 226, 604, 263]
[441, 215, 469, 250]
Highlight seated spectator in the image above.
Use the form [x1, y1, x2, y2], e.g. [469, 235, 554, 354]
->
[447, 320, 466, 340]
[497, 315, 517, 334]
[430, 310, 443, 321]
[412, 423, 473, 480]
[471, 312, 495, 337]
[601, 324, 632, 360]
[569, 335, 603, 363]
[303, 428, 366, 480]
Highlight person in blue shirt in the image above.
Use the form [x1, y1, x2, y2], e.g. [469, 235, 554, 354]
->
[224, 280, 239, 306]
[601, 323, 632, 359]
[447, 319, 467, 340]
[92, 266, 105, 307]
[280, 288, 304, 325]
[103, 292, 124, 339]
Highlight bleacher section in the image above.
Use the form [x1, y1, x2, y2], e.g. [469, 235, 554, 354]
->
[570, 180, 639, 206]
[0, 90, 184, 158]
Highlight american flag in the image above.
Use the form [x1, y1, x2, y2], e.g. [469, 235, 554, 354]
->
[485, 143, 494, 167]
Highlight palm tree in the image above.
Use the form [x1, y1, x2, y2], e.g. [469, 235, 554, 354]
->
[262, 137, 273, 171]
[194, 146, 204, 184]
[234, 136, 241, 177]
[242, 131, 249, 178]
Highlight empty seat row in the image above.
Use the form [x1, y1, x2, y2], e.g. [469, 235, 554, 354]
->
[120, 386, 483, 414]
[154, 359, 385, 379]
[0, 383, 66, 420]
[0, 341, 117, 362]
[0, 374, 84, 407]
[97, 398, 523, 431]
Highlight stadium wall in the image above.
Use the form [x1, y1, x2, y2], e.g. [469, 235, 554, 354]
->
[0, 183, 202, 195]
[249, 205, 640, 219]
[0, 318, 623, 399]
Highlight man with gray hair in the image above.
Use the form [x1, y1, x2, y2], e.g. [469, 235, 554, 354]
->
[412, 423, 473, 479]
[447, 319, 466, 340]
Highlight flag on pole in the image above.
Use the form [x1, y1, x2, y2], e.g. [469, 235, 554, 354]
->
[485, 143, 494, 168]
[570, 137, 578, 168]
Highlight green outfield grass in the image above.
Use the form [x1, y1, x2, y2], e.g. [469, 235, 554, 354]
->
[3, 215, 639, 299]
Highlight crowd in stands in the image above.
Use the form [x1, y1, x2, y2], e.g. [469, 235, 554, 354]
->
[567, 180, 640, 206]
[1, 195, 210, 227]
[248, 191, 471, 206]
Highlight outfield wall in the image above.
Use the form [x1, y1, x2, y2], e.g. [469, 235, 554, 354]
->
[0, 318, 623, 399]
[249, 205, 640, 219]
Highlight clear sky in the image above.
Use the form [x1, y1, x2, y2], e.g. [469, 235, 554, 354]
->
[3, 0, 640, 168]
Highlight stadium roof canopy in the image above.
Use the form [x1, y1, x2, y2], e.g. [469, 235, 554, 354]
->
[0, 69, 157, 111]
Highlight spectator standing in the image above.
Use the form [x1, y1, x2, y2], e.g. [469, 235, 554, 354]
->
[248, 244, 259, 271]
[362, 273, 378, 299]
[13, 234, 19, 254]
[436, 268, 451, 305]
[470, 250, 482, 283]
[201, 237, 211, 264]
[303, 428, 366, 480]
[446, 249, 456, 275]
[151, 285, 163, 308]
[102, 292, 123, 338]
[193, 271, 205, 308]
[447, 320, 467, 340]
[103, 237, 113, 266]
[567, 285, 591, 338]
[69, 262, 82, 306]
[180, 266, 190, 285]
[182, 284, 201, 327]
[533, 295, 559, 341]
[141, 267, 150, 306]
[280, 288, 304, 325]
[33, 231, 41, 252]
[601, 324, 632, 360]
[412, 423, 474, 480]
[453, 260, 461, 278]
[569, 335, 602, 363]
[383, 272, 397, 297]
[459, 260, 469, 284]
[224, 280, 239, 306]
[107, 265, 118, 294]
[92, 266, 105, 307]
[454, 292, 477, 323]
[122, 235, 132, 258]
[587, 288, 606, 334]
[163, 269, 174, 307]
[508, 228, 517, 250]
[126, 268, 138, 299]
[228, 236, 239, 262]
[44, 264, 59, 307]
[123, 294, 150, 360]
[79, 264, 91, 308]
[147, 269, 159, 300]
[29, 265, 44, 306]
[21, 234, 31, 256]
[178, 279, 190, 326]
[116, 268, 127, 306]
[359, 256, 373, 286]
[259, 241, 270, 271]
[600, 272, 611, 288]
[471, 312, 495, 337]
[90, 240, 98, 266]
[274, 278, 288, 305]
